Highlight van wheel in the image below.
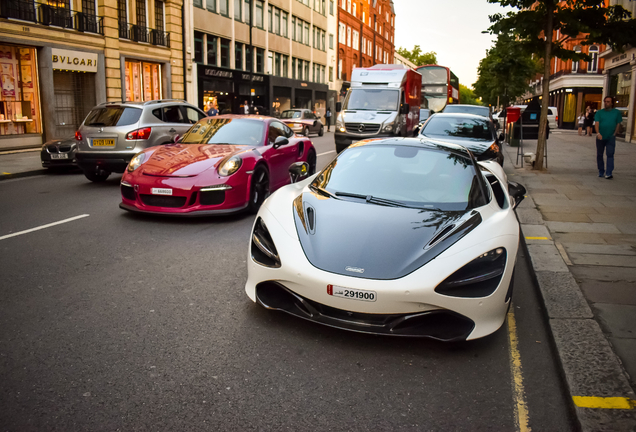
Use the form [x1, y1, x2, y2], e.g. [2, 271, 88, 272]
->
[84, 169, 111, 182]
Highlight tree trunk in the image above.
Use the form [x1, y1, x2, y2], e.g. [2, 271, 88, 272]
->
[534, 2, 553, 171]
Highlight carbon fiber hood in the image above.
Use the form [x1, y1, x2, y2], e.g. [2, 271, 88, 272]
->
[293, 191, 481, 280]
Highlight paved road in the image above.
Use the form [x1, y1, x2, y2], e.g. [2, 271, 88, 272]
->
[1, 132, 576, 431]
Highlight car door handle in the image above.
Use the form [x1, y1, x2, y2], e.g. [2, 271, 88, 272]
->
[169, 128, 177, 133]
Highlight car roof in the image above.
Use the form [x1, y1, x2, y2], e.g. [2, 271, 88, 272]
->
[429, 112, 492, 120]
[350, 136, 472, 157]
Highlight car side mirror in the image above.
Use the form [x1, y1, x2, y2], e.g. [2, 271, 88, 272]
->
[336, 102, 342, 113]
[508, 181, 526, 209]
[289, 161, 309, 183]
[273, 136, 289, 149]
[400, 103, 410, 115]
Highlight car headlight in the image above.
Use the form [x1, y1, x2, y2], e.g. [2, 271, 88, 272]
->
[218, 156, 242, 176]
[382, 122, 394, 132]
[251, 218, 281, 268]
[127, 152, 146, 172]
[435, 248, 507, 298]
[336, 114, 345, 132]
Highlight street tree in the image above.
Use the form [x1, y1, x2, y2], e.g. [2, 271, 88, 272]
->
[396, 45, 437, 66]
[473, 34, 539, 108]
[486, 0, 636, 170]
[459, 84, 483, 106]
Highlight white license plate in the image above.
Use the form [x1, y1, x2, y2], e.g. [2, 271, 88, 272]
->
[51, 154, 68, 159]
[151, 188, 173, 195]
[327, 284, 376, 302]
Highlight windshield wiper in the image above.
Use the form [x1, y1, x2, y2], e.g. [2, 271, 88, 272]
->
[334, 192, 412, 208]
[309, 184, 335, 198]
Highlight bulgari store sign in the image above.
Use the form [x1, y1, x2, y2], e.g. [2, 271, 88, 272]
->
[51, 49, 98, 73]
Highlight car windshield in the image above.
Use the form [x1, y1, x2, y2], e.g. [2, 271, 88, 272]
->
[312, 144, 484, 211]
[84, 107, 142, 127]
[281, 110, 302, 119]
[444, 105, 490, 117]
[180, 118, 265, 145]
[344, 89, 399, 111]
[421, 116, 493, 141]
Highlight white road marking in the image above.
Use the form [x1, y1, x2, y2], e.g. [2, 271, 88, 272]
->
[317, 150, 336, 157]
[0, 214, 90, 241]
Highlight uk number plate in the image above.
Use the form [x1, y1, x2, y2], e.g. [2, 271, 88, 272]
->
[327, 284, 376, 302]
[151, 188, 172, 195]
[92, 139, 115, 147]
[51, 154, 68, 159]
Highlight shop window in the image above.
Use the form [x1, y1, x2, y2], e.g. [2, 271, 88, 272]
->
[220, 38, 230, 68]
[54, 71, 95, 138]
[234, 0, 241, 21]
[256, 48, 264, 73]
[207, 35, 217, 66]
[255, 0, 263, 27]
[194, 32, 204, 63]
[0, 45, 42, 136]
[588, 46, 599, 73]
[564, 93, 576, 123]
[125, 60, 162, 101]
[207, 0, 216, 12]
[219, 0, 228, 16]
[235, 43, 243, 70]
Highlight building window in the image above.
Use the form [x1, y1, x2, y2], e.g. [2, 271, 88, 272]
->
[282, 11, 288, 37]
[282, 55, 288, 78]
[572, 46, 581, 73]
[207, 0, 216, 12]
[245, 46, 252, 72]
[256, 48, 264, 73]
[234, 0, 241, 21]
[235, 42, 243, 70]
[338, 58, 342, 79]
[194, 0, 202, 9]
[268, 5, 272, 32]
[244, 0, 250, 22]
[298, 18, 303, 43]
[274, 8, 280, 34]
[352, 1, 356, 16]
[329, 33, 334, 49]
[292, 58, 296, 79]
[297, 58, 303, 80]
[304, 23, 310, 45]
[220, 38, 230, 68]
[83, 0, 96, 17]
[118, 0, 127, 24]
[304, 62, 309, 81]
[136, 0, 147, 28]
[339, 23, 345, 44]
[329, 66, 333, 82]
[125, 60, 161, 102]
[292, 16, 296, 40]
[194, 31, 204, 63]
[275, 53, 281, 76]
[267, 52, 273, 74]
[352, 30, 358, 50]
[321, 65, 325, 83]
[255, 0, 263, 27]
[329, 0, 333, 15]
[154, 0, 164, 33]
[207, 35, 217, 66]
[346, 0, 350, 13]
[347, 26, 351, 47]
[219, 0, 228, 16]
[362, 11, 365, 24]
[588, 45, 599, 73]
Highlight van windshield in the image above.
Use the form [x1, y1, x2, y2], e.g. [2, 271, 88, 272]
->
[344, 89, 399, 111]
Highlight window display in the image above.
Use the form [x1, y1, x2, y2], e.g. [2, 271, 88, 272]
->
[125, 60, 162, 101]
[0, 44, 41, 136]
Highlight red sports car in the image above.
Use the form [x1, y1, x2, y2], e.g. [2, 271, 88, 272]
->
[119, 115, 316, 215]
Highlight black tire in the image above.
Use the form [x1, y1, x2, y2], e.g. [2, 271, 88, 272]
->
[84, 169, 111, 182]
[318, 125, 324, 137]
[307, 149, 317, 175]
[335, 142, 349, 154]
[302, 126, 309, 137]
[248, 166, 270, 213]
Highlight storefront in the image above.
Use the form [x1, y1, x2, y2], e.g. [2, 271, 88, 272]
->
[608, 64, 631, 139]
[125, 60, 163, 102]
[269, 75, 329, 122]
[600, 47, 636, 142]
[197, 64, 268, 115]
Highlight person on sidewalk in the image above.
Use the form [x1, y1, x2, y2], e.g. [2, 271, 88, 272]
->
[577, 111, 586, 136]
[594, 96, 622, 179]
[325, 107, 332, 131]
[585, 106, 594, 136]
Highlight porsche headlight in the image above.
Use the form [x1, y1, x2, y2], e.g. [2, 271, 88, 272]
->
[218, 156, 242, 176]
[435, 248, 507, 298]
[251, 218, 281, 268]
[127, 152, 146, 172]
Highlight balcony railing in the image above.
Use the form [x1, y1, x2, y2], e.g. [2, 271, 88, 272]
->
[119, 22, 170, 48]
[0, 0, 103, 35]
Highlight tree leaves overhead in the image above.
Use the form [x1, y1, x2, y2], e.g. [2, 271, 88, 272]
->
[395, 45, 437, 67]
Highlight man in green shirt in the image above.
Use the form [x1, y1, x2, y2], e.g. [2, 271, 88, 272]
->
[595, 96, 623, 179]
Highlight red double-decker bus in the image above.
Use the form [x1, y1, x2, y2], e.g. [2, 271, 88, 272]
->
[415, 65, 460, 113]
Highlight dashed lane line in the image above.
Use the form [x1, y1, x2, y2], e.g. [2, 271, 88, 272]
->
[0, 214, 90, 241]
[317, 150, 336, 157]
[508, 308, 531, 432]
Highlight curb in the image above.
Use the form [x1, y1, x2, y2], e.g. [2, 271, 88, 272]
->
[515, 190, 636, 431]
[0, 168, 47, 181]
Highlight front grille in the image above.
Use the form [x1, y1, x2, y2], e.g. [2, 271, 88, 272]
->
[345, 123, 381, 134]
[200, 190, 225, 206]
[121, 185, 136, 201]
[59, 144, 74, 152]
[140, 194, 187, 208]
[46, 145, 59, 153]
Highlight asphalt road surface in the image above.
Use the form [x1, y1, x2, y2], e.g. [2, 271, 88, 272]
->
[1, 132, 576, 431]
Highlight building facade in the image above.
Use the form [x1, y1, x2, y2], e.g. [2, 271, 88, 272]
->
[600, 0, 636, 142]
[185, 0, 334, 123]
[0, 0, 184, 149]
[336, 0, 395, 100]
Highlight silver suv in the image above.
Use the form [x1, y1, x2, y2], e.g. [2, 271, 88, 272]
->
[75, 100, 206, 182]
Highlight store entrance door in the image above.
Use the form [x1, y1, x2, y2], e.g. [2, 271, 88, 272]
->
[53, 71, 95, 138]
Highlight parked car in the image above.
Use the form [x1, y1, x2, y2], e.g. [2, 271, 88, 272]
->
[245, 137, 526, 341]
[418, 113, 504, 166]
[443, 104, 491, 118]
[75, 100, 207, 182]
[40, 137, 77, 169]
[279, 109, 324, 137]
[119, 115, 317, 216]
[413, 109, 431, 136]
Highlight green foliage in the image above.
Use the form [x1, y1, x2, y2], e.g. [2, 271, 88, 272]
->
[459, 84, 483, 106]
[395, 45, 437, 67]
[473, 34, 539, 107]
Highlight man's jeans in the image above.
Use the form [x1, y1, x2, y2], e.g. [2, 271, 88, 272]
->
[596, 136, 616, 176]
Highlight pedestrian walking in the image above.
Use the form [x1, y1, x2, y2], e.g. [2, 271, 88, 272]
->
[594, 96, 623, 179]
[244, 100, 250, 115]
[206, 103, 218, 117]
[584, 106, 594, 136]
[325, 107, 332, 131]
[577, 111, 586, 136]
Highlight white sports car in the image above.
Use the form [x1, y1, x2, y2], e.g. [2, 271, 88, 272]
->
[245, 137, 526, 341]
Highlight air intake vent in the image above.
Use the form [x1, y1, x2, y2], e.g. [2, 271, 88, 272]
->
[427, 224, 456, 249]
[306, 206, 315, 233]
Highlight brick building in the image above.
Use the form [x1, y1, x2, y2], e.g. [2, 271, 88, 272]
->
[336, 0, 394, 99]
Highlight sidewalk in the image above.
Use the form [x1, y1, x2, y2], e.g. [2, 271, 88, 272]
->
[502, 130, 636, 431]
[0, 148, 46, 180]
